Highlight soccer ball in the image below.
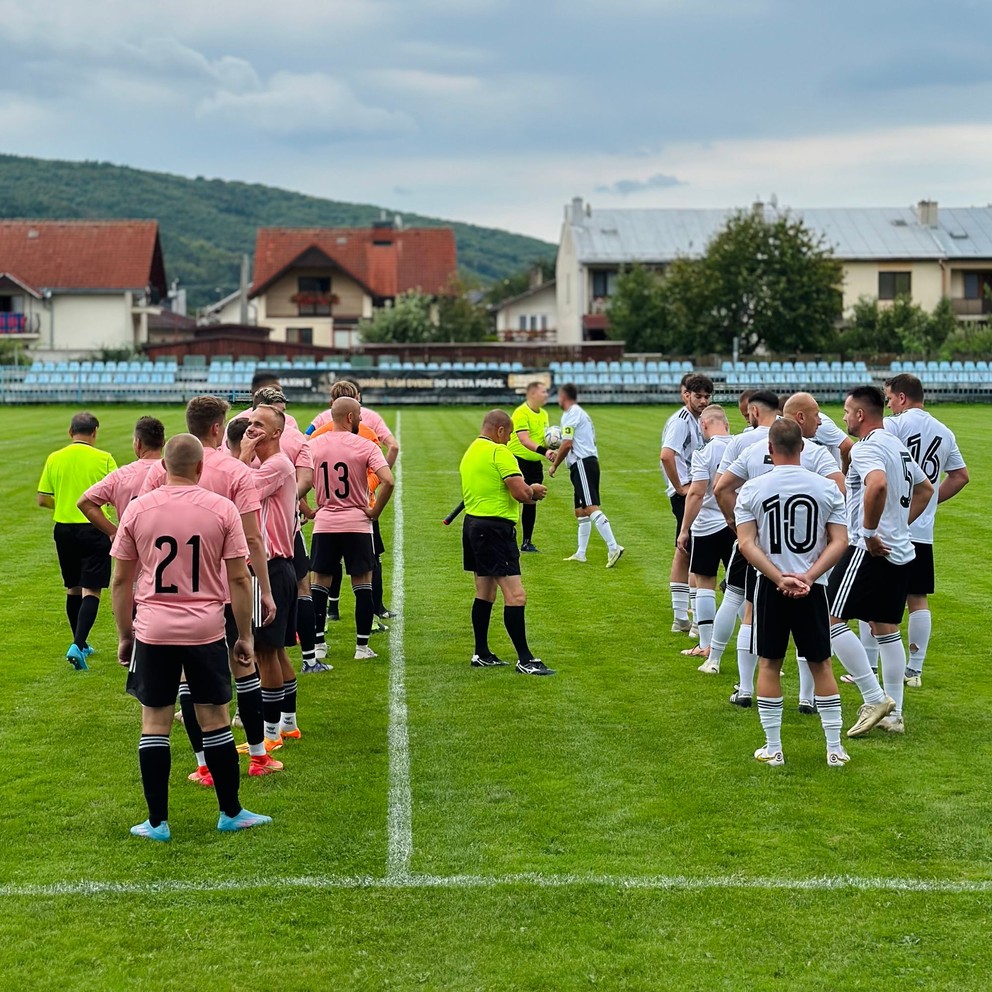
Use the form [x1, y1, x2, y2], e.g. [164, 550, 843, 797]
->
[544, 425, 563, 450]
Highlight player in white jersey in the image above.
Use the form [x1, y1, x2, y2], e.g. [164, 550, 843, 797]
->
[550, 383, 623, 568]
[735, 420, 851, 767]
[676, 404, 732, 669]
[660, 374, 712, 632]
[883, 373, 969, 686]
[827, 386, 933, 737]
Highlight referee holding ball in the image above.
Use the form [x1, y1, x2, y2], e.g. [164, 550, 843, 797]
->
[507, 381, 552, 553]
[459, 410, 555, 675]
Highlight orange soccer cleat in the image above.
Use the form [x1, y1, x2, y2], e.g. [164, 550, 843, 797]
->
[188, 765, 214, 787]
[248, 753, 284, 776]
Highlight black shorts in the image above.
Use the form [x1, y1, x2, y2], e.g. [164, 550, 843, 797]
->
[517, 457, 544, 487]
[689, 527, 734, 578]
[754, 579, 831, 662]
[126, 638, 232, 708]
[827, 546, 910, 625]
[373, 517, 385, 557]
[54, 522, 111, 589]
[462, 515, 520, 577]
[253, 557, 298, 650]
[670, 494, 686, 546]
[311, 531, 376, 577]
[906, 542, 935, 596]
[293, 530, 310, 582]
[726, 541, 753, 593]
[569, 457, 601, 509]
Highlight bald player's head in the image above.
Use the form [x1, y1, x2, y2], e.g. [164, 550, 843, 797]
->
[163, 433, 204, 483]
[783, 392, 820, 438]
[699, 403, 729, 440]
[331, 396, 362, 434]
[767, 418, 803, 461]
[481, 409, 513, 444]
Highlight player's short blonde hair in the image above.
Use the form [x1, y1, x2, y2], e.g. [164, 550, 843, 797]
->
[700, 404, 728, 426]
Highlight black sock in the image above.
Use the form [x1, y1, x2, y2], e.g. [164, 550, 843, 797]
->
[235, 671, 264, 747]
[138, 733, 171, 827]
[65, 593, 82, 637]
[297, 595, 316, 663]
[261, 685, 284, 738]
[354, 583, 374, 647]
[372, 556, 385, 614]
[503, 605, 533, 663]
[472, 598, 494, 656]
[282, 678, 297, 719]
[73, 595, 99, 649]
[521, 503, 536, 545]
[202, 727, 241, 818]
[311, 584, 328, 644]
[178, 683, 203, 756]
[328, 564, 342, 618]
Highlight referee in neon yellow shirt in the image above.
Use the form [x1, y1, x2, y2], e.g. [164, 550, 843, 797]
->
[37, 411, 118, 670]
[507, 381, 551, 553]
[460, 410, 554, 675]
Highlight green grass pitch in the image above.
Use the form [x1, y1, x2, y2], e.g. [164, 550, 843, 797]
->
[2, 402, 991, 991]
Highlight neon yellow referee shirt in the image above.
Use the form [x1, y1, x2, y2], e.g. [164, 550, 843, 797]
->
[459, 437, 521, 522]
[507, 401, 549, 462]
[38, 442, 118, 523]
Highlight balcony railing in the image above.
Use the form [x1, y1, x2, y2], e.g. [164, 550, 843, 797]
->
[951, 298, 992, 317]
[0, 313, 41, 335]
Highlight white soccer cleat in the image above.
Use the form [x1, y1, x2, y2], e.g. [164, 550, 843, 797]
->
[877, 713, 905, 733]
[846, 696, 895, 738]
[315, 642, 328, 660]
[904, 673, 922, 688]
[753, 746, 785, 767]
[563, 553, 587, 563]
[354, 645, 378, 660]
[605, 545, 624, 569]
[827, 747, 851, 767]
[697, 660, 720, 675]
[671, 618, 692, 634]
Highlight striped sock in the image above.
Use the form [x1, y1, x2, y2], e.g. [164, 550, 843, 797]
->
[297, 595, 316, 666]
[815, 694, 843, 750]
[311, 584, 328, 646]
[671, 582, 690, 621]
[138, 733, 171, 827]
[202, 727, 240, 818]
[354, 582, 374, 647]
[757, 697, 784, 752]
[261, 686, 284, 740]
[281, 679, 298, 730]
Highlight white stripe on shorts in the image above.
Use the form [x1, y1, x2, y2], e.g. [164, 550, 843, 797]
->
[830, 547, 865, 617]
[575, 459, 593, 506]
[251, 575, 262, 627]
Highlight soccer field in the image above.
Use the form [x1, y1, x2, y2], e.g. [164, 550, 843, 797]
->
[3, 402, 991, 991]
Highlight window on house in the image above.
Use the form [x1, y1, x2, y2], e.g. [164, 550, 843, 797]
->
[964, 273, 981, 299]
[530, 316, 539, 331]
[591, 270, 618, 298]
[518, 316, 527, 331]
[0, 296, 11, 313]
[878, 271, 911, 300]
[286, 327, 313, 345]
[540, 315, 548, 331]
[298, 276, 332, 316]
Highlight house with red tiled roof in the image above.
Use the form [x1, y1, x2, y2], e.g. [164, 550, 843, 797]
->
[0, 220, 167, 354]
[248, 219, 457, 350]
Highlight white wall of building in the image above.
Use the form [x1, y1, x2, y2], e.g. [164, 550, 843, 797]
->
[33, 293, 137, 352]
[496, 283, 558, 335]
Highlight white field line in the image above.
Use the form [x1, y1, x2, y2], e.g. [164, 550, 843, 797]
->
[408, 468, 663, 476]
[386, 412, 413, 880]
[3, 872, 992, 899]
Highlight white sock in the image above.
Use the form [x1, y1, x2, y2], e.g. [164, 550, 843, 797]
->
[757, 696, 783, 751]
[694, 589, 716, 652]
[689, 587, 696, 617]
[194, 750, 206, 768]
[577, 517, 591, 556]
[815, 694, 843, 750]
[908, 610, 931, 674]
[264, 720, 280, 740]
[709, 585, 744, 666]
[281, 712, 298, 731]
[248, 742, 266, 757]
[797, 657, 814, 703]
[859, 621, 879, 670]
[670, 582, 690, 622]
[590, 510, 617, 551]
[736, 624, 756, 696]
[831, 623, 885, 704]
[877, 631, 906, 717]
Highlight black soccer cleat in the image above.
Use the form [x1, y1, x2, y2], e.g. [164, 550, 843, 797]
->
[520, 542, 540, 553]
[729, 686, 753, 708]
[798, 700, 818, 715]
[515, 659, 556, 676]
[471, 653, 509, 668]
[327, 605, 340, 622]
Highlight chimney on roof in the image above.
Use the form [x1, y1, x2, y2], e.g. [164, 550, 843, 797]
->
[752, 199, 765, 219]
[916, 199, 939, 227]
[568, 196, 585, 224]
[529, 264, 544, 291]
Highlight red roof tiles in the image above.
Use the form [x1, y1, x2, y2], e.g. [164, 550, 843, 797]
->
[250, 227, 457, 300]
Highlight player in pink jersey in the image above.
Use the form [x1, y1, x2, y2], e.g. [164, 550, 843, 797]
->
[78, 416, 165, 538]
[306, 379, 398, 468]
[110, 434, 271, 840]
[303, 397, 394, 660]
[222, 383, 300, 452]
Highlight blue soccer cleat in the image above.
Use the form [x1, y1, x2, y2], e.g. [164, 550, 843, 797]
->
[66, 644, 88, 670]
[82, 644, 95, 658]
[218, 808, 273, 832]
[130, 819, 171, 842]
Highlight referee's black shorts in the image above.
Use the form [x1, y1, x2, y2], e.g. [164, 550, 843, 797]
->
[462, 515, 520, 577]
[54, 522, 111, 589]
[516, 456, 544, 487]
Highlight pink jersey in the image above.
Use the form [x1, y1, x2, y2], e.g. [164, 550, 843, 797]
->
[111, 486, 249, 645]
[253, 452, 297, 560]
[310, 431, 388, 534]
[82, 458, 159, 520]
[140, 445, 261, 517]
[280, 425, 313, 470]
[309, 406, 390, 442]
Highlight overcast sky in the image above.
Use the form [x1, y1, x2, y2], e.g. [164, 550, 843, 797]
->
[2, 0, 991, 243]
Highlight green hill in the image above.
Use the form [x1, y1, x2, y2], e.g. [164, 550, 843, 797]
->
[0, 154, 555, 309]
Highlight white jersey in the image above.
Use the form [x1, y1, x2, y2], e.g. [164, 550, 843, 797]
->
[688, 434, 733, 537]
[846, 429, 926, 565]
[726, 436, 841, 486]
[560, 403, 598, 466]
[884, 407, 966, 544]
[718, 424, 770, 474]
[735, 466, 847, 585]
[813, 412, 848, 468]
[660, 407, 703, 497]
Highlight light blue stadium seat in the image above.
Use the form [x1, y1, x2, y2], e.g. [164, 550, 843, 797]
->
[926, 361, 939, 372]
[964, 361, 976, 372]
[30, 361, 43, 372]
[80, 361, 93, 372]
[758, 361, 770, 372]
[939, 361, 951, 371]
[549, 361, 561, 372]
[681, 361, 693, 372]
[24, 372, 38, 384]
[55, 362, 69, 372]
[633, 361, 646, 373]
[37, 373, 50, 384]
[511, 361, 524, 372]
[978, 361, 988, 371]
[794, 361, 806, 372]
[782, 361, 794, 372]
[99, 373, 113, 384]
[141, 361, 154, 372]
[439, 362, 452, 371]
[855, 361, 867, 372]
[733, 361, 745, 371]
[721, 361, 733, 372]
[829, 361, 841, 372]
[609, 361, 622, 373]
[657, 360, 670, 372]
[68, 361, 80, 371]
[635, 373, 648, 385]
[646, 361, 659, 373]
[842, 361, 854, 371]
[890, 361, 902, 372]
[770, 361, 782, 372]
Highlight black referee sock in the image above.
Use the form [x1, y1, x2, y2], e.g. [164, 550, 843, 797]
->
[73, 594, 99, 649]
[521, 503, 536, 545]
[372, 556, 385, 615]
[235, 672, 265, 747]
[202, 727, 241, 818]
[178, 683, 203, 757]
[503, 605, 533, 663]
[138, 733, 171, 827]
[297, 595, 316, 664]
[65, 593, 82, 638]
[354, 583, 374, 647]
[472, 598, 494, 656]
[311, 584, 328, 645]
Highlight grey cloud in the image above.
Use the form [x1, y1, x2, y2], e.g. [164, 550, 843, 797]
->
[596, 174, 686, 196]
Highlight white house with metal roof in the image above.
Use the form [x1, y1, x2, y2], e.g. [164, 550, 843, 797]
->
[555, 197, 992, 344]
